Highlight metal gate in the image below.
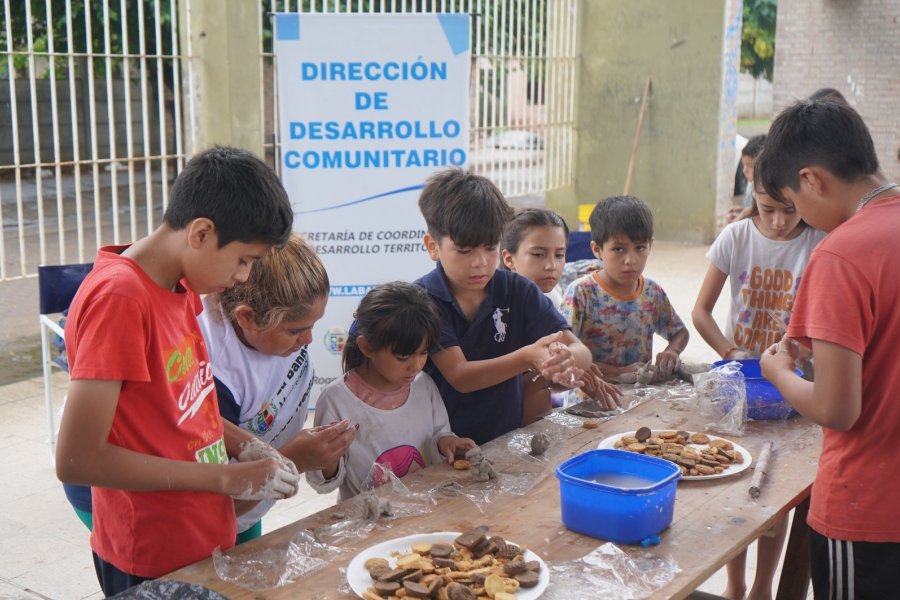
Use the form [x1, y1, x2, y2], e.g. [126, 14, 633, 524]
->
[0, 0, 192, 281]
[0, 0, 577, 281]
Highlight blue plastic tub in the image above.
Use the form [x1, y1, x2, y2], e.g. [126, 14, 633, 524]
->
[712, 359, 798, 420]
[555, 449, 681, 544]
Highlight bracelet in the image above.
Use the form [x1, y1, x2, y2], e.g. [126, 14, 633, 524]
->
[722, 347, 737, 359]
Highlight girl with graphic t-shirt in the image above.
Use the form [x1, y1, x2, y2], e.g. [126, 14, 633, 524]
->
[691, 185, 824, 600]
[306, 282, 476, 501]
[200, 234, 356, 543]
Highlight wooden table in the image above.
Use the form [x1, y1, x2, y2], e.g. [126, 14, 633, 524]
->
[165, 393, 822, 599]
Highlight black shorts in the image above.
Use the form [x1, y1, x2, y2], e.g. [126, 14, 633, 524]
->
[92, 552, 151, 597]
[810, 528, 900, 599]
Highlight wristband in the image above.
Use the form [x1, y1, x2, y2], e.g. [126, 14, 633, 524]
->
[722, 347, 737, 359]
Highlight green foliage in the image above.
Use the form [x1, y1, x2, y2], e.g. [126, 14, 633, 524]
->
[1, 0, 175, 78]
[741, 0, 777, 81]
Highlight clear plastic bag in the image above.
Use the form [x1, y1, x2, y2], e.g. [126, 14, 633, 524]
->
[692, 360, 747, 436]
[212, 530, 344, 591]
[543, 542, 680, 599]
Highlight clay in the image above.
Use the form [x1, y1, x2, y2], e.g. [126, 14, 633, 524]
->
[529, 432, 550, 455]
[362, 493, 394, 521]
[465, 447, 498, 482]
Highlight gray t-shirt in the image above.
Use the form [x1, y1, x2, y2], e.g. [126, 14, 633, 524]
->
[306, 371, 454, 500]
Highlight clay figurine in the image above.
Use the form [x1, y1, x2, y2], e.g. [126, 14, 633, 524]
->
[465, 447, 498, 482]
[361, 492, 394, 521]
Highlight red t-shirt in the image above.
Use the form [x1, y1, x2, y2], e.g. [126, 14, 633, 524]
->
[787, 195, 900, 542]
[65, 245, 236, 576]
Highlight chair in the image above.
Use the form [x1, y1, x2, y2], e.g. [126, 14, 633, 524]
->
[38, 262, 92, 462]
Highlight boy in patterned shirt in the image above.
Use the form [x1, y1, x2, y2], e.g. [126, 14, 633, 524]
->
[561, 195, 688, 381]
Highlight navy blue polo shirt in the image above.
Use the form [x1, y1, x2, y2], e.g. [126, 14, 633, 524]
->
[415, 263, 570, 444]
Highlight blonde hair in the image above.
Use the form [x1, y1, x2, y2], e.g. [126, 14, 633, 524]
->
[211, 233, 329, 330]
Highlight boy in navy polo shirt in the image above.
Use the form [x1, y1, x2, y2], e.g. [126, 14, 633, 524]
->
[413, 169, 593, 444]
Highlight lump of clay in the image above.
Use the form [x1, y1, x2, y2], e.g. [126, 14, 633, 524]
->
[362, 493, 394, 521]
[530, 432, 550, 455]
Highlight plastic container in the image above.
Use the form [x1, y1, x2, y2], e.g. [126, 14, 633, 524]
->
[555, 449, 681, 544]
[712, 358, 798, 420]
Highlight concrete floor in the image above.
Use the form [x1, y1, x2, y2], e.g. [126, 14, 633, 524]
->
[0, 241, 805, 599]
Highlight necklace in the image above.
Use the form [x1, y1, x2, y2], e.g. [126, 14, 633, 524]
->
[856, 181, 899, 213]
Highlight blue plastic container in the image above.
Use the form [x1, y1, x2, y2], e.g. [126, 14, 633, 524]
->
[712, 359, 798, 420]
[555, 449, 681, 544]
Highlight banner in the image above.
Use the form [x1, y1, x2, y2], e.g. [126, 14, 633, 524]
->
[274, 13, 471, 404]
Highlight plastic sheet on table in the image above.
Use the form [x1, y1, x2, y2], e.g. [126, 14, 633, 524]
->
[313, 464, 436, 546]
[543, 542, 680, 600]
[212, 530, 344, 591]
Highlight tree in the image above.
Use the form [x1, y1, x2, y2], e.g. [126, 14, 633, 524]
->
[741, 0, 777, 81]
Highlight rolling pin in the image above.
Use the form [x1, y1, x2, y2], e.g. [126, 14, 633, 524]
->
[749, 440, 774, 499]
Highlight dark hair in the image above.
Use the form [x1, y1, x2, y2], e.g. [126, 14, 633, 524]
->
[588, 195, 654, 247]
[756, 99, 879, 204]
[342, 282, 442, 373]
[741, 134, 766, 159]
[808, 87, 847, 104]
[164, 145, 293, 247]
[501, 208, 570, 256]
[418, 168, 514, 247]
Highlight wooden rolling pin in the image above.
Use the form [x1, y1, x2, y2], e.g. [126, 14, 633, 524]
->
[749, 441, 774, 499]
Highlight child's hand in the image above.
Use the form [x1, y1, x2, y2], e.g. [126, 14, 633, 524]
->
[525, 331, 564, 370]
[438, 435, 477, 463]
[580, 363, 623, 410]
[655, 350, 681, 378]
[760, 341, 798, 381]
[227, 457, 302, 501]
[286, 420, 357, 473]
[541, 340, 583, 387]
[237, 437, 299, 475]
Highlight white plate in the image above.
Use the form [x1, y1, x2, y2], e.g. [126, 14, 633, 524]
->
[347, 531, 549, 599]
[597, 430, 753, 481]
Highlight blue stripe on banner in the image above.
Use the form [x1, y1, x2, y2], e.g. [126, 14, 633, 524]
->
[275, 14, 300, 41]
[296, 184, 425, 215]
[330, 285, 375, 297]
[436, 14, 469, 55]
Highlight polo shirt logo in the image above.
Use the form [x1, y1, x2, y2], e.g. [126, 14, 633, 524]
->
[492, 307, 510, 342]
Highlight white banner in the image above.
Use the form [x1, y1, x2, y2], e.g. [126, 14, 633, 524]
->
[273, 13, 471, 405]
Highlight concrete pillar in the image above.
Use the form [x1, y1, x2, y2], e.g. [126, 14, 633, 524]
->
[549, 0, 741, 243]
[179, 0, 264, 157]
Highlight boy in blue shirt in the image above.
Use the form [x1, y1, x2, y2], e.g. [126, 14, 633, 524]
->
[414, 169, 592, 444]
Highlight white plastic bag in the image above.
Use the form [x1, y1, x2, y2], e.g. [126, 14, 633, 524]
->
[692, 361, 747, 436]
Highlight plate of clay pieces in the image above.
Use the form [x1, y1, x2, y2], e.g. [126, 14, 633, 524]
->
[597, 428, 753, 481]
[347, 530, 549, 599]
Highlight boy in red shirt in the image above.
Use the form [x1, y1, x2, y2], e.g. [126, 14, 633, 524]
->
[759, 99, 900, 597]
[56, 146, 301, 595]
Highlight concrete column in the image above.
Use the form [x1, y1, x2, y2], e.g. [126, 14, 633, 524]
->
[179, 0, 264, 157]
[549, 0, 741, 242]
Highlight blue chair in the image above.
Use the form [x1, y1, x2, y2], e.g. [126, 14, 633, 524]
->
[566, 231, 594, 262]
[38, 263, 92, 461]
